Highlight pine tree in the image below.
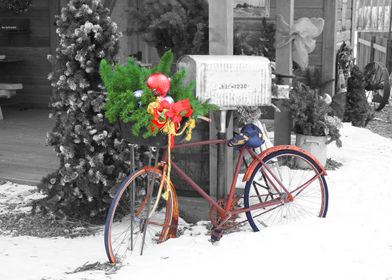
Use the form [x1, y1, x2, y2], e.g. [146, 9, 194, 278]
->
[37, 0, 130, 221]
[128, 0, 208, 58]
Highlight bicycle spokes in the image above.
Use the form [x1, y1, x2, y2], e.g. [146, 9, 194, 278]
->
[245, 151, 328, 230]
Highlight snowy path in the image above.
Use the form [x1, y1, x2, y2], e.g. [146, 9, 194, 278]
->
[1, 124, 392, 280]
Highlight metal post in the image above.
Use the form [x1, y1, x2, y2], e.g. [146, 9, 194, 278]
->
[213, 110, 233, 199]
[209, 0, 234, 200]
[385, 0, 392, 72]
[216, 110, 227, 199]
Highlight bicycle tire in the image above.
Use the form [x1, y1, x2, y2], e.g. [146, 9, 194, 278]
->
[244, 149, 329, 232]
[104, 168, 175, 263]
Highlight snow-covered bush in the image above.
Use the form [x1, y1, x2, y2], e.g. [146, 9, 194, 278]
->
[37, 0, 130, 221]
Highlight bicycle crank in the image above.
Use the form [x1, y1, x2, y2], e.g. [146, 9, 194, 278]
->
[209, 197, 240, 230]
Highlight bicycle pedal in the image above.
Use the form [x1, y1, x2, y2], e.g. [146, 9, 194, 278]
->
[210, 227, 223, 243]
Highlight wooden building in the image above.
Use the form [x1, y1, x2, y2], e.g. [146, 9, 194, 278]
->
[0, 0, 357, 108]
[0, 0, 58, 106]
[0, 0, 357, 186]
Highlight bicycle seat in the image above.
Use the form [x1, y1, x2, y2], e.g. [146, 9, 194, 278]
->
[228, 124, 264, 149]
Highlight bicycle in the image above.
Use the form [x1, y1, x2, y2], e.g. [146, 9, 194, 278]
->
[104, 122, 329, 264]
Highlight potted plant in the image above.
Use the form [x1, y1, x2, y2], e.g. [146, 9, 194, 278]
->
[289, 81, 342, 167]
[99, 50, 217, 146]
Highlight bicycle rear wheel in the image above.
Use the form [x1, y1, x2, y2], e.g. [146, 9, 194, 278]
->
[104, 168, 175, 263]
[244, 149, 329, 231]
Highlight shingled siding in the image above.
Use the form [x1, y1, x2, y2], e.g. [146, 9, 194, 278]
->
[0, 0, 52, 107]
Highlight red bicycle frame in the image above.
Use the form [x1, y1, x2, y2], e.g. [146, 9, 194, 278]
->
[158, 139, 325, 221]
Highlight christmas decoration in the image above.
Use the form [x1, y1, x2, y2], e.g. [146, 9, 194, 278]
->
[37, 0, 129, 222]
[146, 73, 171, 97]
[101, 53, 216, 204]
[100, 50, 217, 139]
[163, 96, 174, 104]
[133, 90, 143, 98]
[147, 94, 194, 146]
[1, 0, 32, 14]
[145, 88, 196, 190]
[128, 0, 208, 58]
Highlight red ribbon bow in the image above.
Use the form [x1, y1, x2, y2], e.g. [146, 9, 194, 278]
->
[149, 98, 193, 147]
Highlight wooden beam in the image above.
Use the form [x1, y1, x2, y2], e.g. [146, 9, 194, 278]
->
[208, 0, 233, 198]
[373, 42, 387, 53]
[208, 0, 233, 55]
[48, 0, 60, 57]
[275, 0, 294, 81]
[322, 0, 338, 96]
[358, 37, 371, 47]
[351, 0, 358, 58]
[274, 0, 294, 146]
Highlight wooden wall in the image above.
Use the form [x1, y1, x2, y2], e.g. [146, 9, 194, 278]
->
[337, 0, 354, 46]
[0, 0, 54, 107]
[235, 0, 324, 68]
[357, 32, 389, 70]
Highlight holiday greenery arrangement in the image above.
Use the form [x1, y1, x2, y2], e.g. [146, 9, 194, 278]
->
[344, 65, 374, 127]
[127, 0, 208, 58]
[0, 0, 32, 14]
[37, 0, 131, 221]
[290, 81, 342, 147]
[99, 50, 217, 140]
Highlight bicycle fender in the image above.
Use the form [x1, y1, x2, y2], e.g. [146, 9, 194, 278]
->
[242, 145, 327, 182]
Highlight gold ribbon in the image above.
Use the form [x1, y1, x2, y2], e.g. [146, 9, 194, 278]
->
[161, 118, 196, 201]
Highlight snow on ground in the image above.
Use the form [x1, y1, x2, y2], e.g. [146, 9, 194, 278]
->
[1, 123, 392, 280]
[0, 183, 45, 215]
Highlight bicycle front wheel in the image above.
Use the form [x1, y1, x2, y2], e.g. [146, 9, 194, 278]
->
[244, 149, 329, 231]
[104, 168, 175, 263]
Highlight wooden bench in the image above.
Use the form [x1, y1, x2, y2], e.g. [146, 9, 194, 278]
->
[0, 83, 23, 120]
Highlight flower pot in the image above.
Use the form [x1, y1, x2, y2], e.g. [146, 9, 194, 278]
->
[295, 134, 327, 167]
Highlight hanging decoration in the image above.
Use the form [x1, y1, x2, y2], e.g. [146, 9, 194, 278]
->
[99, 50, 217, 139]
[146, 73, 196, 195]
[275, 15, 324, 70]
[1, 0, 32, 14]
[100, 51, 217, 205]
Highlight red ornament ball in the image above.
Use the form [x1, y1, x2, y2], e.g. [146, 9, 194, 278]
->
[146, 73, 171, 96]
